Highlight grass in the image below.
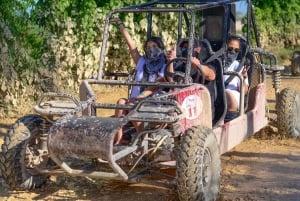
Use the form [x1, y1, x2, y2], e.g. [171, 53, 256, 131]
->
[266, 46, 296, 66]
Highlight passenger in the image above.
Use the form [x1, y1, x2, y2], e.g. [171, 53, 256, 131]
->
[166, 38, 216, 116]
[223, 35, 249, 121]
[111, 18, 166, 145]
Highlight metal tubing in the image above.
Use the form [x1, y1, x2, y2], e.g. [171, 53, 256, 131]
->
[86, 78, 191, 88]
[113, 146, 138, 161]
[224, 71, 244, 115]
[49, 152, 128, 180]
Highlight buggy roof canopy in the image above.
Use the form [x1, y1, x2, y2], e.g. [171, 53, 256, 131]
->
[123, 0, 240, 9]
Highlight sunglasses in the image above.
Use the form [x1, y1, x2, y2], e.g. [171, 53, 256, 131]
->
[228, 47, 240, 53]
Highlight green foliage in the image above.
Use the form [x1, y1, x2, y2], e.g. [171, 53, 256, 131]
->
[1, 0, 299, 117]
[268, 47, 295, 65]
[252, 0, 300, 48]
[0, 0, 49, 116]
[0, 0, 46, 72]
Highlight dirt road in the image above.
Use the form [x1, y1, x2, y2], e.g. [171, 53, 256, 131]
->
[0, 76, 300, 201]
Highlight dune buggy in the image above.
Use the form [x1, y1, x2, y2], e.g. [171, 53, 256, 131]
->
[1, 0, 299, 200]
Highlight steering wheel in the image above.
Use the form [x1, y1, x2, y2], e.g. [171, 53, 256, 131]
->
[164, 57, 205, 84]
[164, 57, 190, 83]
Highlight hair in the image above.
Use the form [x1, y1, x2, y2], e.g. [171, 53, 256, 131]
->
[143, 36, 165, 51]
[176, 37, 201, 58]
[227, 34, 241, 46]
[178, 37, 200, 48]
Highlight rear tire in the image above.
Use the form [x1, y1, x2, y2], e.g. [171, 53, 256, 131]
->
[291, 53, 300, 76]
[277, 88, 300, 137]
[0, 115, 50, 190]
[176, 126, 220, 201]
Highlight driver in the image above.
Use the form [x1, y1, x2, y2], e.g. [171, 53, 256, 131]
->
[166, 38, 216, 116]
[166, 38, 215, 85]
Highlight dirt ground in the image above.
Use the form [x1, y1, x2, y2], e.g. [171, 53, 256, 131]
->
[0, 75, 300, 201]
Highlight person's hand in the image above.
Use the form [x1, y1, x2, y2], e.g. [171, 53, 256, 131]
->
[126, 98, 139, 105]
[110, 18, 122, 24]
[110, 18, 124, 28]
[191, 57, 201, 68]
[166, 45, 176, 62]
[242, 65, 250, 79]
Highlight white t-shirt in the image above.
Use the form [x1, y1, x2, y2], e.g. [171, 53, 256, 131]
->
[224, 60, 248, 91]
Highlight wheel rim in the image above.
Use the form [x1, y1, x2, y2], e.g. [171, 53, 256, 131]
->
[25, 136, 49, 175]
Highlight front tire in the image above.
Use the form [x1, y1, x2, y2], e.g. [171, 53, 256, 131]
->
[176, 126, 220, 201]
[277, 88, 300, 137]
[0, 115, 50, 190]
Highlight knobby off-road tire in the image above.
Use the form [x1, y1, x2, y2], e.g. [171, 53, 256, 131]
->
[176, 126, 220, 201]
[291, 64, 300, 76]
[291, 52, 300, 76]
[0, 115, 49, 190]
[277, 88, 300, 137]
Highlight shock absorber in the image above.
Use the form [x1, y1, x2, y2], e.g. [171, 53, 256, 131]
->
[40, 115, 53, 151]
[272, 70, 281, 95]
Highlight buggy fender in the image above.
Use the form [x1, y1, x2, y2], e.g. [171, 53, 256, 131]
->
[48, 115, 128, 160]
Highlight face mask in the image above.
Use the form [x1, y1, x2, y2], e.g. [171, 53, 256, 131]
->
[146, 47, 163, 62]
[181, 47, 188, 58]
[225, 50, 238, 67]
[181, 47, 199, 59]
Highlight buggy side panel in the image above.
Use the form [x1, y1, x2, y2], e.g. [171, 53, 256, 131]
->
[214, 82, 267, 154]
[170, 84, 213, 131]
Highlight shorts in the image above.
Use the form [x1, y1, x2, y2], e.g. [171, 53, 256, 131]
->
[226, 89, 240, 108]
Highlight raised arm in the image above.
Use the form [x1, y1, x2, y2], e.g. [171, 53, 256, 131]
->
[111, 18, 141, 65]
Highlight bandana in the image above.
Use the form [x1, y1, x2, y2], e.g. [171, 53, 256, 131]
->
[144, 48, 166, 79]
[225, 50, 239, 67]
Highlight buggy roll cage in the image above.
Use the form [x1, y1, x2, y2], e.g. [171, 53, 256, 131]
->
[78, 0, 282, 119]
[96, 0, 260, 84]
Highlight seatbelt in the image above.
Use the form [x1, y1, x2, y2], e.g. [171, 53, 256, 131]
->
[204, 47, 238, 87]
[205, 47, 225, 64]
[224, 47, 249, 87]
[224, 61, 244, 86]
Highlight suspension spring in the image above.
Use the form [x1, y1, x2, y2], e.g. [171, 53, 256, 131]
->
[272, 70, 281, 94]
[40, 116, 53, 150]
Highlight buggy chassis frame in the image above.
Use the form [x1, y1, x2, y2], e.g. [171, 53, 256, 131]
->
[1, 1, 292, 200]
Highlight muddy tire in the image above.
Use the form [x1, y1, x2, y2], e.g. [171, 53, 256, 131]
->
[176, 126, 220, 201]
[291, 64, 300, 76]
[0, 115, 50, 190]
[277, 88, 300, 137]
[291, 51, 300, 76]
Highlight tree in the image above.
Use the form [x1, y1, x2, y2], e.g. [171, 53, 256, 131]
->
[252, 0, 300, 48]
[0, 0, 49, 116]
